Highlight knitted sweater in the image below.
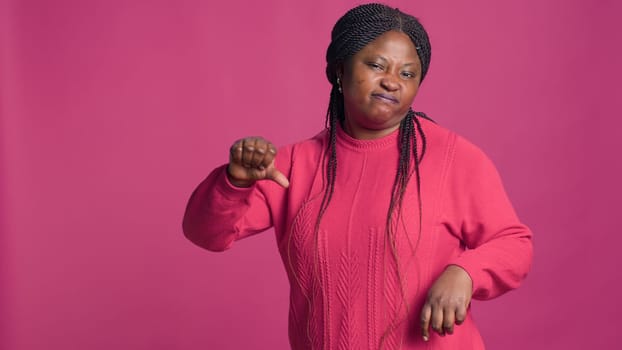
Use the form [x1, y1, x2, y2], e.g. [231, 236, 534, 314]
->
[183, 118, 533, 349]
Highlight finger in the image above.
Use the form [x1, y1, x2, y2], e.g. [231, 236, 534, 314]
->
[241, 138, 257, 168]
[260, 144, 277, 169]
[250, 139, 269, 169]
[455, 304, 467, 325]
[229, 140, 244, 164]
[430, 303, 445, 336]
[420, 303, 431, 342]
[266, 168, 290, 188]
[442, 306, 456, 335]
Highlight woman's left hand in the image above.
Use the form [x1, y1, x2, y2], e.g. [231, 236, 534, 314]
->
[420, 265, 473, 341]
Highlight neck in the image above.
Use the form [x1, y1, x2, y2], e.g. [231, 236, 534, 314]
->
[342, 119, 401, 140]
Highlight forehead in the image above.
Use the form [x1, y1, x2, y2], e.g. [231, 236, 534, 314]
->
[356, 30, 420, 65]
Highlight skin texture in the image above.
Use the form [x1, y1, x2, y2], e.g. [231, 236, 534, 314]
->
[227, 137, 289, 188]
[339, 30, 421, 140]
[225, 30, 473, 343]
[420, 265, 473, 341]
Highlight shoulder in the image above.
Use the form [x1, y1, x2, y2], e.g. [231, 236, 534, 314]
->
[417, 116, 457, 152]
[417, 117, 499, 184]
[279, 129, 327, 158]
[274, 129, 328, 170]
[418, 117, 491, 164]
[293, 129, 328, 153]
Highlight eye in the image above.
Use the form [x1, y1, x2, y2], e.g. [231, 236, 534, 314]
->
[367, 62, 384, 71]
[401, 71, 416, 79]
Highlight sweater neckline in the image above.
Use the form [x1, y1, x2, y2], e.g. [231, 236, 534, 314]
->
[335, 124, 400, 152]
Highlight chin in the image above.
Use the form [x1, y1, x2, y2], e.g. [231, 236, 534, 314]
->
[367, 113, 403, 126]
[363, 119, 401, 131]
[368, 107, 406, 121]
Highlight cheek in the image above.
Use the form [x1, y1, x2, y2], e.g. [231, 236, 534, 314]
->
[344, 78, 371, 103]
[350, 76, 375, 98]
[406, 85, 420, 101]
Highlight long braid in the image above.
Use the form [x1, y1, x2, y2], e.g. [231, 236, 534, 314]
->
[317, 85, 340, 229]
[379, 112, 413, 346]
[379, 108, 431, 348]
[302, 85, 340, 348]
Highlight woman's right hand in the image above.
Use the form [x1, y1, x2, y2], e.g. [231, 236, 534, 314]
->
[227, 137, 290, 188]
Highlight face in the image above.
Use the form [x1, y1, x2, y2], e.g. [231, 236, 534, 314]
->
[339, 30, 422, 139]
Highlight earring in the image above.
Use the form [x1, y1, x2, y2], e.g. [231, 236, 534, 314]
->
[337, 77, 342, 93]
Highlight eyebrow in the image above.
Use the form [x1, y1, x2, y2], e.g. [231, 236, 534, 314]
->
[373, 55, 418, 68]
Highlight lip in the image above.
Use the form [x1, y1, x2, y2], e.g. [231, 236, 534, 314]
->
[371, 93, 399, 104]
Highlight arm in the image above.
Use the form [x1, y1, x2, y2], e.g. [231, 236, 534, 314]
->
[421, 135, 533, 341]
[443, 136, 533, 300]
[182, 137, 290, 252]
[182, 164, 273, 252]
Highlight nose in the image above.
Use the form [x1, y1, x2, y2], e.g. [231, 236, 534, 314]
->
[380, 73, 399, 91]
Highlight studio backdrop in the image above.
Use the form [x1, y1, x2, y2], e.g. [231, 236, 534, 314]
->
[1, 0, 620, 349]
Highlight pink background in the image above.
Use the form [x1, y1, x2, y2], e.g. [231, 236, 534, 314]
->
[2, 0, 621, 349]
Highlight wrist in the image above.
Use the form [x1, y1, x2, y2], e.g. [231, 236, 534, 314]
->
[226, 165, 255, 188]
[445, 264, 473, 289]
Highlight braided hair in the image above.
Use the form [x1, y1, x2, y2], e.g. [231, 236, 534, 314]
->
[318, 3, 434, 348]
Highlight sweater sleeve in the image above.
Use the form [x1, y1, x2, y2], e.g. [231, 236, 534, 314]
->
[442, 136, 534, 300]
[182, 164, 275, 251]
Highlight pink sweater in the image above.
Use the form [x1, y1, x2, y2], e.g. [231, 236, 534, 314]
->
[183, 118, 533, 349]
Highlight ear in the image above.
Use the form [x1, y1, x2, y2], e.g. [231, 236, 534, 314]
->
[336, 62, 345, 80]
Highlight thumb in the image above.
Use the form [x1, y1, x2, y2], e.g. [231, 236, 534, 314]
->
[266, 167, 290, 188]
[420, 303, 432, 342]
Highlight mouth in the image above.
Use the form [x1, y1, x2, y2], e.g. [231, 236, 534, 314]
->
[371, 93, 399, 104]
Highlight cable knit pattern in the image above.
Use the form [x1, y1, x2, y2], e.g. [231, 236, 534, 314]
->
[336, 239, 361, 350]
[319, 231, 333, 349]
[288, 200, 319, 349]
[182, 118, 533, 349]
[367, 227, 382, 349]
[382, 253, 402, 349]
[290, 200, 315, 299]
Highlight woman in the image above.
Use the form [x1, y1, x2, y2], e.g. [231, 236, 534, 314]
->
[183, 3, 533, 349]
